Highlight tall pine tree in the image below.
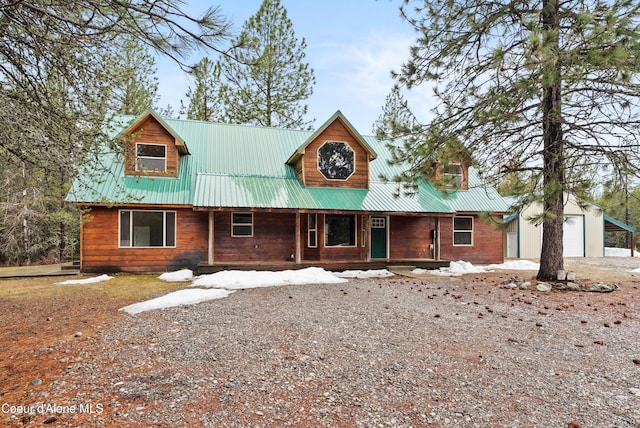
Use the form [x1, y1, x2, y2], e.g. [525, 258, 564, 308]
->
[108, 35, 160, 115]
[181, 57, 222, 121]
[378, 0, 640, 280]
[217, 0, 315, 129]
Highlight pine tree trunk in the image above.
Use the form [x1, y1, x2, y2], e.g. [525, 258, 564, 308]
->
[537, 0, 564, 281]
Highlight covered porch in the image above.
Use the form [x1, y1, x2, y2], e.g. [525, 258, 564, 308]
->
[199, 209, 447, 272]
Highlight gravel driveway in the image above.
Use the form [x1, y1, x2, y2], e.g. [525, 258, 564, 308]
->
[28, 266, 640, 428]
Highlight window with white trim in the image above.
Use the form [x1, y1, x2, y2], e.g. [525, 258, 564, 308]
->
[232, 212, 253, 237]
[453, 216, 473, 246]
[308, 214, 317, 248]
[119, 210, 176, 247]
[325, 214, 356, 247]
[443, 163, 463, 187]
[136, 143, 167, 172]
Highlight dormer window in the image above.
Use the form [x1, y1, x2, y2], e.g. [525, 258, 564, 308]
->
[318, 141, 355, 180]
[443, 163, 463, 187]
[431, 160, 469, 189]
[136, 143, 166, 172]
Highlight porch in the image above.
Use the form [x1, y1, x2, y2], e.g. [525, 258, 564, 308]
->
[196, 259, 450, 275]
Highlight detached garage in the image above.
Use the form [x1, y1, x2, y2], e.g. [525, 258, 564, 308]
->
[504, 193, 630, 259]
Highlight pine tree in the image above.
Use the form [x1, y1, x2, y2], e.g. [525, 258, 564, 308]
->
[181, 57, 222, 121]
[0, 1, 231, 264]
[108, 35, 159, 115]
[217, 0, 315, 129]
[379, 0, 640, 280]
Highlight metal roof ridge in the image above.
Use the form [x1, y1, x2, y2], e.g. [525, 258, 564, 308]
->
[196, 172, 296, 179]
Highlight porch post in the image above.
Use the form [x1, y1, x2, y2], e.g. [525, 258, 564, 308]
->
[79, 212, 84, 272]
[295, 212, 301, 264]
[364, 215, 371, 262]
[208, 211, 214, 265]
[435, 217, 441, 260]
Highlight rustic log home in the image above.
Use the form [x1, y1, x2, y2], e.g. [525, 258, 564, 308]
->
[67, 110, 509, 273]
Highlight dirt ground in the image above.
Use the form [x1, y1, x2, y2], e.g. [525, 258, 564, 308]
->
[0, 260, 638, 426]
[0, 274, 183, 425]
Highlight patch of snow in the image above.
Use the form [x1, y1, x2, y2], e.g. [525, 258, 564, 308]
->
[411, 260, 540, 276]
[120, 288, 234, 314]
[412, 261, 488, 277]
[630, 267, 640, 273]
[334, 269, 394, 278]
[488, 260, 540, 270]
[55, 274, 114, 285]
[605, 247, 640, 257]
[191, 267, 347, 290]
[449, 260, 490, 274]
[159, 269, 193, 282]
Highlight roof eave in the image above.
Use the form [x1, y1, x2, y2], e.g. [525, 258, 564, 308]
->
[116, 108, 190, 155]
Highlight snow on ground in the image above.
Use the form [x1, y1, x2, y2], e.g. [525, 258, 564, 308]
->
[120, 288, 234, 315]
[487, 260, 540, 270]
[334, 269, 394, 279]
[158, 269, 194, 282]
[120, 267, 350, 314]
[55, 274, 114, 285]
[605, 247, 640, 257]
[412, 260, 540, 276]
[191, 267, 347, 290]
[413, 260, 489, 276]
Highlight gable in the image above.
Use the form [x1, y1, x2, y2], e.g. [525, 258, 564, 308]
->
[122, 115, 182, 178]
[286, 111, 376, 189]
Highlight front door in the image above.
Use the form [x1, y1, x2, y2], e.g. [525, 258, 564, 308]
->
[370, 216, 388, 259]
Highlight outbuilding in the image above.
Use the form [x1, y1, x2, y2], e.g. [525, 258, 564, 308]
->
[504, 193, 634, 258]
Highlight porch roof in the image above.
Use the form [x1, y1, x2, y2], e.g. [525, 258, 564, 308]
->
[193, 173, 455, 213]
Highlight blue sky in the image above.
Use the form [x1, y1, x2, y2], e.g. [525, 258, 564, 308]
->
[156, 0, 434, 134]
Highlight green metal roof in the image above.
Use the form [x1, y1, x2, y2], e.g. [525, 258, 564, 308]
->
[67, 112, 509, 214]
[604, 215, 636, 233]
[193, 174, 453, 213]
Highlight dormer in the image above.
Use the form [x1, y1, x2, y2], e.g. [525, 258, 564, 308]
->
[119, 109, 188, 178]
[429, 141, 472, 190]
[286, 111, 376, 188]
[431, 159, 470, 190]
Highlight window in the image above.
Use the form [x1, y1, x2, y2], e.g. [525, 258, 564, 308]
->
[318, 141, 355, 180]
[443, 163, 463, 187]
[325, 215, 356, 247]
[308, 214, 317, 248]
[119, 210, 175, 247]
[136, 143, 166, 172]
[232, 212, 253, 237]
[371, 217, 386, 228]
[453, 216, 473, 246]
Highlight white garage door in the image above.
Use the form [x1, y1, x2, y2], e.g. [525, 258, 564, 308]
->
[563, 215, 584, 257]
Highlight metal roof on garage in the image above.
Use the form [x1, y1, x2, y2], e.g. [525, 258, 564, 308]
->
[604, 215, 635, 233]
